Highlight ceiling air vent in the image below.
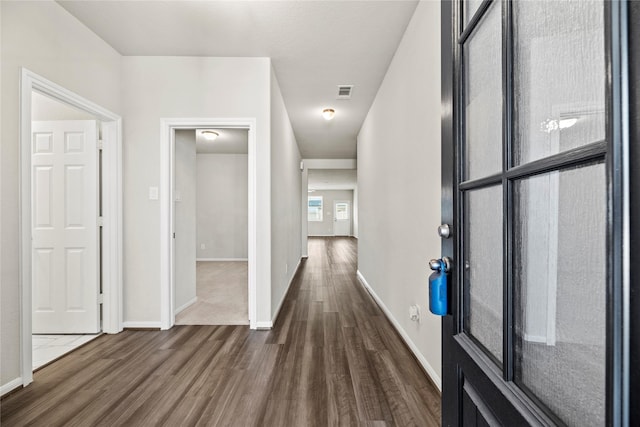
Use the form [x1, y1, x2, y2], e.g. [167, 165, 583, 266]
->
[337, 85, 353, 100]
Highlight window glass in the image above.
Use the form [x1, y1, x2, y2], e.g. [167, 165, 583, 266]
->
[463, 2, 502, 180]
[308, 196, 323, 222]
[464, 185, 503, 363]
[514, 162, 606, 426]
[513, 0, 605, 165]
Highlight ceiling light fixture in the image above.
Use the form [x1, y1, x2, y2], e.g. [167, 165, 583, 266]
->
[540, 117, 578, 133]
[201, 130, 219, 141]
[322, 108, 335, 120]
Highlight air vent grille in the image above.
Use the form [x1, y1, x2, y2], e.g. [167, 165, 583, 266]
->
[337, 85, 353, 99]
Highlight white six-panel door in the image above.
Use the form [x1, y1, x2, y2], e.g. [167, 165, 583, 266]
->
[31, 120, 100, 334]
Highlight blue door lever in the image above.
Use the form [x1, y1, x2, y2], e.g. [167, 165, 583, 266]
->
[429, 257, 451, 316]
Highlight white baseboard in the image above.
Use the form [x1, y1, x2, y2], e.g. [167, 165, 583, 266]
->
[255, 321, 273, 330]
[1, 377, 23, 397]
[175, 297, 198, 315]
[271, 258, 302, 326]
[122, 321, 162, 329]
[356, 270, 442, 391]
[308, 234, 354, 237]
[196, 258, 248, 262]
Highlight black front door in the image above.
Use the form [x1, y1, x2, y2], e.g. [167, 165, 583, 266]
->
[440, 0, 633, 425]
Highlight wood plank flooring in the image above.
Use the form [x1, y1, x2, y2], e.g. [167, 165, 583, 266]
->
[1, 237, 441, 426]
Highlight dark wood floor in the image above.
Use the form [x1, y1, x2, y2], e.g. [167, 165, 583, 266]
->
[1, 237, 441, 426]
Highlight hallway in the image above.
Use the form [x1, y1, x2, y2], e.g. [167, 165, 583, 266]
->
[0, 237, 440, 426]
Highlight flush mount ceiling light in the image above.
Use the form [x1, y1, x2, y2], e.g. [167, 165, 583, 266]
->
[322, 108, 336, 120]
[201, 130, 219, 141]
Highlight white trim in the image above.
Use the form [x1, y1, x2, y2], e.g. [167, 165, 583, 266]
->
[302, 158, 357, 169]
[255, 321, 273, 330]
[122, 321, 163, 329]
[356, 270, 442, 391]
[1, 378, 24, 397]
[523, 334, 547, 344]
[196, 258, 248, 262]
[19, 68, 123, 388]
[160, 118, 258, 331]
[100, 120, 124, 335]
[174, 297, 198, 315]
[308, 234, 354, 238]
[545, 172, 559, 346]
[271, 258, 302, 325]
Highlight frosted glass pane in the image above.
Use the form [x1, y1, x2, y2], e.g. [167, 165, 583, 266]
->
[514, 163, 606, 426]
[513, 0, 605, 165]
[464, 185, 503, 362]
[463, 0, 484, 26]
[464, 2, 502, 180]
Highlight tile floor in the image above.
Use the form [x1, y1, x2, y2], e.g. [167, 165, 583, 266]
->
[32, 334, 101, 370]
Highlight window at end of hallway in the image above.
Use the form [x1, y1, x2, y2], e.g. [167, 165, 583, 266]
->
[308, 196, 323, 221]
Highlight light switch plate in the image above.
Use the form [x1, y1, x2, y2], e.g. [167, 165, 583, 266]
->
[149, 186, 159, 200]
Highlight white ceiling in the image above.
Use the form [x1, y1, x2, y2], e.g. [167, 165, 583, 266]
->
[308, 169, 357, 190]
[57, 0, 419, 159]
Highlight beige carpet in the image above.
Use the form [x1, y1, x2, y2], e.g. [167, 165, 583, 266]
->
[175, 261, 249, 325]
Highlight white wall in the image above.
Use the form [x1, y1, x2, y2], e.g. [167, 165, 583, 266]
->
[307, 190, 354, 236]
[270, 68, 302, 323]
[1, 1, 122, 391]
[196, 153, 248, 260]
[174, 130, 197, 312]
[122, 56, 273, 325]
[357, 0, 442, 388]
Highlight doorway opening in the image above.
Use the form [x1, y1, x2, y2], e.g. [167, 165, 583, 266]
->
[172, 128, 249, 325]
[20, 69, 123, 387]
[333, 200, 351, 236]
[306, 169, 356, 238]
[30, 91, 104, 369]
[160, 118, 257, 330]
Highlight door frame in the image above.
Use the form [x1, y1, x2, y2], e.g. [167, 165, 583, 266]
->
[160, 118, 257, 330]
[332, 199, 351, 236]
[19, 68, 123, 387]
[629, 3, 640, 421]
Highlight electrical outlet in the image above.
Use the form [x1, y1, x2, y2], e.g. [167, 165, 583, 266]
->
[200, 244, 206, 250]
[409, 304, 421, 322]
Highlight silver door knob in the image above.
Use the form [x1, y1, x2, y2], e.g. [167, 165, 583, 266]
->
[429, 257, 451, 273]
[438, 224, 451, 239]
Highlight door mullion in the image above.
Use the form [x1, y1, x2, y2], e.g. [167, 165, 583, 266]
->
[502, 0, 514, 382]
[628, 3, 640, 425]
[455, 0, 465, 336]
[604, 0, 628, 425]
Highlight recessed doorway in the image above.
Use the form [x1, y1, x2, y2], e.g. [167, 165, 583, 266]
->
[172, 128, 249, 325]
[159, 118, 258, 330]
[20, 69, 123, 387]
